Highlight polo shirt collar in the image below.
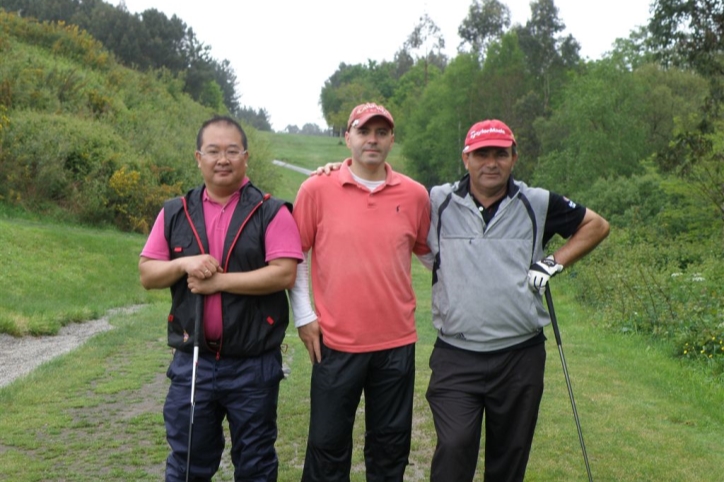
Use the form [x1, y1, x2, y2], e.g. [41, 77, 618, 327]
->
[339, 158, 401, 187]
[202, 177, 249, 203]
[454, 173, 518, 200]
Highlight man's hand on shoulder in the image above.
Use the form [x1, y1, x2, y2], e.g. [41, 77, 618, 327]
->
[311, 162, 342, 176]
[298, 320, 322, 363]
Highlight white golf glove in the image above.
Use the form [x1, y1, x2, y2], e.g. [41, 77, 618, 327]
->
[527, 255, 563, 294]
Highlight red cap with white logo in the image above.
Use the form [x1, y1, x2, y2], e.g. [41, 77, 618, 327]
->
[347, 103, 395, 130]
[463, 120, 516, 153]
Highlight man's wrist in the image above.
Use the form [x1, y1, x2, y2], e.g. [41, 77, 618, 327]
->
[294, 314, 317, 328]
[542, 255, 563, 271]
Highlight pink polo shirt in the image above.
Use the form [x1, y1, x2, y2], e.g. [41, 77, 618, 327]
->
[141, 179, 303, 340]
[293, 159, 431, 352]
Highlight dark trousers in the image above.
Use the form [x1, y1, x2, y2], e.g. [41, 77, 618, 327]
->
[426, 342, 546, 482]
[164, 349, 284, 482]
[302, 343, 415, 482]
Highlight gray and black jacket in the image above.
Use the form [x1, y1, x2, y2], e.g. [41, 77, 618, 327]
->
[429, 174, 551, 352]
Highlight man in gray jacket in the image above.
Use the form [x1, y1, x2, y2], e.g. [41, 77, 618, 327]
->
[426, 119, 609, 482]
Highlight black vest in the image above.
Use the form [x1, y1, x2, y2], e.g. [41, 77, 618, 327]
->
[163, 182, 291, 357]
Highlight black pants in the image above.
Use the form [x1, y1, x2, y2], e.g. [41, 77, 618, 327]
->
[302, 343, 415, 482]
[426, 342, 546, 482]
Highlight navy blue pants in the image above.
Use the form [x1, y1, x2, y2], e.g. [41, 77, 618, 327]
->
[302, 342, 415, 482]
[163, 349, 284, 482]
[426, 342, 546, 482]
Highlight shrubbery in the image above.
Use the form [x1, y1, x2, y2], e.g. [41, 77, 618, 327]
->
[0, 10, 279, 233]
[571, 228, 724, 378]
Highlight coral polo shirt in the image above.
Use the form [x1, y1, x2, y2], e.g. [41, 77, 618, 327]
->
[293, 159, 431, 353]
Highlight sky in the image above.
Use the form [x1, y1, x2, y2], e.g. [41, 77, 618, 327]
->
[114, 0, 653, 131]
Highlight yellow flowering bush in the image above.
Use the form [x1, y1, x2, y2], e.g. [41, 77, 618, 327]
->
[682, 330, 724, 360]
[108, 166, 182, 233]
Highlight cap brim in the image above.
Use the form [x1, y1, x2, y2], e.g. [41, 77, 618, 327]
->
[463, 139, 514, 153]
[350, 114, 394, 130]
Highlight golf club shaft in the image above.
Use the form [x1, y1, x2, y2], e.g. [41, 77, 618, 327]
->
[186, 294, 204, 482]
[545, 289, 594, 482]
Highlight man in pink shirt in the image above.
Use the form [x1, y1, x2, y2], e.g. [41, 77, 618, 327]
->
[289, 103, 431, 481]
[139, 116, 303, 482]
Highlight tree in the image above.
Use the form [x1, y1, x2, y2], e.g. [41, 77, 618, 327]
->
[514, 0, 580, 111]
[137, 9, 187, 72]
[479, 32, 530, 125]
[478, 31, 538, 181]
[682, 122, 724, 219]
[458, 0, 511, 56]
[319, 63, 385, 135]
[198, 80, 224, 111]
[387, 58, 444, 141]
[403, 13, 448, 85]
[533, 62, 644, 195]
[392, 48, 415, 79]
[404, 54, 482, 187]
[649, 0, 724, 78]
[301, 123, 322, 135]
[648, 0, 724, 221]
[319, 63, 371, 134]
[237, 107, 272, 132]
[213, 59, 239, 114]
[608, 26, 657, 71]
[634, 63, 708, 156]
[329, 81, 384, 132]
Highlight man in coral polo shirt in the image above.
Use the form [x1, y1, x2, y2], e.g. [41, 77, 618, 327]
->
[289, 103, 431, 481]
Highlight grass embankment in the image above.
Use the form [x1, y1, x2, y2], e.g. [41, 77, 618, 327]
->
[1, 133, 723, 480]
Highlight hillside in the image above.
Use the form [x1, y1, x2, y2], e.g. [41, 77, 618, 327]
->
[0, 10, 278, 233]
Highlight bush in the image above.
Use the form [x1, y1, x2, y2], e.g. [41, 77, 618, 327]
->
[571, 227, 724, 376]
[0, 111, 128, 219]
[243, 123, 279, 195]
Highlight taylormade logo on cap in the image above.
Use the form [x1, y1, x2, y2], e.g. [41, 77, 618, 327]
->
[463, 119, 515, 153]
[469, 127, 507, 138]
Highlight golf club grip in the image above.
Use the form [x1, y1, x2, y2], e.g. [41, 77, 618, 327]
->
[194, 294, 203, 347]
[545, 289, 563, 346]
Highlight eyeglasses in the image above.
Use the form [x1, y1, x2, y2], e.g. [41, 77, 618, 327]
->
[197, 148, 247, 161]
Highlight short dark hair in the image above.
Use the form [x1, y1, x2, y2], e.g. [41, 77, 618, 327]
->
[196, 115, 248, 151]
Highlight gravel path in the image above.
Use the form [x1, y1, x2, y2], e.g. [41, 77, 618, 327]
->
[0, 306, 143, 388]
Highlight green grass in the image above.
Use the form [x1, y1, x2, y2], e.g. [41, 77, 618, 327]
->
[0, 216, 161, 336]
[1, 257, 723, 480]
[1, 133, 723, 480]
[272, 164, 308, 203]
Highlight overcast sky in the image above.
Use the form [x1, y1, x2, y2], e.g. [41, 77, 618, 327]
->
[114, 0, 653, 131]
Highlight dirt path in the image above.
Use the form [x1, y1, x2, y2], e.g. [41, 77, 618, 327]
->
[0, 305, 143, 388]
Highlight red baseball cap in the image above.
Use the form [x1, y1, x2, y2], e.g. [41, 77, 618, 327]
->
[463, 120, 516, 153]
[347, 103, 395, 130]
